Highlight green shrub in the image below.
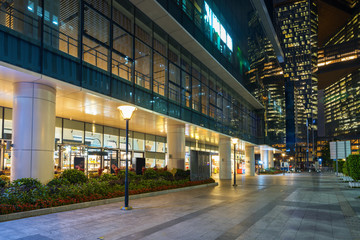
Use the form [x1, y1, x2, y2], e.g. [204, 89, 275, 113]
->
[0, 179, 6, 188]
[346, 159, 351, 176]
[144, 169, 159, 180]
[159, 171, 174, 181]
[47, 178, 70, 188]
[343, 161, 348, 176]
[11, 178, 42, 189]
[347, 155, 360, 181]
[0, 178, 49, 204]
[88, 172, 99, 179]
[0, 175, 10, 182]
[99, 174, 118, 182]
[174, 169, 190, 180]
[60, 169, 87, 184]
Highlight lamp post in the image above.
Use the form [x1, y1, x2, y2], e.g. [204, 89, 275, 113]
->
[282, 153, 285, 175]
[118, 105, 136, 210]
[232, 138, 238, 186]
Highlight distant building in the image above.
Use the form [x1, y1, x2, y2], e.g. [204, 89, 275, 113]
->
[325, 69, 360, 139]
[247, 10, 286, 149]
[275, 0, 318, 166]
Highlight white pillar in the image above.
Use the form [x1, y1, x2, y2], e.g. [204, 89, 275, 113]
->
[261, 149, 269, 169]
[269, 151, 274, 168]
[167, 122, 185, 170]
[245, 146, 255, 176]
[219, 137, 231, 179]
[11, 82, 56, 183]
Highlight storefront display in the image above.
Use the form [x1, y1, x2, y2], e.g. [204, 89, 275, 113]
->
[0, 112, 169, 173]
[211, 155, 219, 174]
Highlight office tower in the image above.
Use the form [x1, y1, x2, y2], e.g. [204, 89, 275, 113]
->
[275, 0, 318, 166]
[324, 69, 360, 139]
[0, 0, 281, 181]
[247, 10, 286, 149]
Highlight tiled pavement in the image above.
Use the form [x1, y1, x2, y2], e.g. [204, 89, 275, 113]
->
[0, 173, 359, 240]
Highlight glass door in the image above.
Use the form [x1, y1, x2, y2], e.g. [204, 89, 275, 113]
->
[120, 151, 133, 168]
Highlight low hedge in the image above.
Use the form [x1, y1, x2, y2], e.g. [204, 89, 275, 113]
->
[0, 169, 215, 215]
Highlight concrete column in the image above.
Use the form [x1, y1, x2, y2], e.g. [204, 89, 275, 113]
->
[245, 146, 255, 176]
[219, 137, 231, 179]
[269, 150, 274, 168]
[11, 82, 56, 183]
[261, 149, 269, 169]
[167, 122, 185, 170]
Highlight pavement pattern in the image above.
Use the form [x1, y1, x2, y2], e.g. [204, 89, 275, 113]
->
[0, 173, 359, 240]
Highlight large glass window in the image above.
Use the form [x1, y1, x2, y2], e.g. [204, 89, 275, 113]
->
[169, 40, 180, 66]
[192, 77, 201, 111]
[169, 63, 181, 103]
[120, 129, 132, 150]
[112, 52, 132, 81]
[43, 0, 79, 57]
[135, 15, 151, 45]
[84, 5, 109, 45]
[153, 52, 167, 96]
[63, 119, 84, 144]
[55, 117, 62, 145]
[133, 132, 145, 151]
[83, 37, 109, 71]
[3, 108, 12, 140]
[134, 39, 151, 90]
[156, 136, 166, 153]
[85, 123, 103, 147]
[113, 25, 132, 58]
[201, 70, 209, 115]
[104, 126, 119, 148]
[113, 1, 133, 33]
[145, 134, 156, 152]
[0, 107, 2, 139]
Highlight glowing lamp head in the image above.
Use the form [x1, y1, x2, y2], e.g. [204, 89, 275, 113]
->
[231, 138, 238, 145]
[282, 153, 285, 157]
[118, 105, 136, 120]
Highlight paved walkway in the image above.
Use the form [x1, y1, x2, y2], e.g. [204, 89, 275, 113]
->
[0, 173, 360, 240]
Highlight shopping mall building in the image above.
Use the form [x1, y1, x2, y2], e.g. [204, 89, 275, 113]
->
[0, 0, 281, 183]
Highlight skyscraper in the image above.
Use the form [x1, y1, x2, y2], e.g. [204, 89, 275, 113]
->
[247, 10, 286, 148]
[275, 0, 318, 166]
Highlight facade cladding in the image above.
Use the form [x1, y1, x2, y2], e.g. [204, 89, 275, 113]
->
[324, 69, 360, 139]
[247, 10, 286, 148]
[318, 11, 360, 70]
[275, 0, 318, 163]
[0, 0, 264, 143]
[325, 12, 360, 46]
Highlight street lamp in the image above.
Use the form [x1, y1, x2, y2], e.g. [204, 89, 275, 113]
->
[118, 105, 136, 210]
[282, 153, 285, 175]
[232, 138, 238, 186]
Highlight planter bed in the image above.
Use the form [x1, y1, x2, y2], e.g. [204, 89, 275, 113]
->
[0, 178, 215, 216]
[0, 168, 215, 218]
[0, 181, 217, 222]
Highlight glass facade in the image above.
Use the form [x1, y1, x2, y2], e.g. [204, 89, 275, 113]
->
[247, 10, 285, 148]
[275, 0, 318, 162]
[0, 0, 263, 143]
[318, 12, 360, 69]
[325, 69, 360, 138]
[0, 107, 169, 171]
[0, 106, 222, 171]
